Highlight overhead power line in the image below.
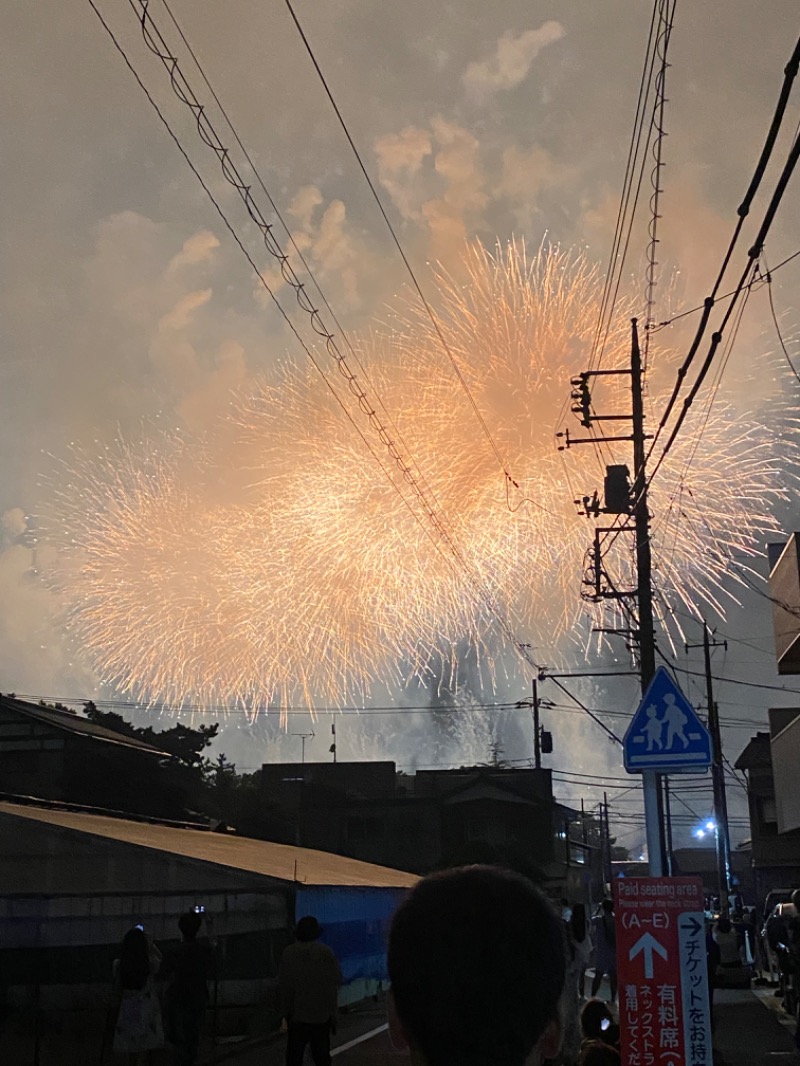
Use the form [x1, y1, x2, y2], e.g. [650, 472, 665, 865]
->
[651, 245, 800, 332]
[589, 0, 663, 372]
[90, 0, 555, 695]
[280, 0, 526, 504]
[155, 0, 437, 509]
[644, 34, 800, 470]
[764, 256, 800, 386]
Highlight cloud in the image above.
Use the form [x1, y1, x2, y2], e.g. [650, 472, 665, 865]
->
[3, 508, 27, 539]
[463, 21, 565, 101]
[496, 144, 574, 229]
[167, 231, 220, 274]
[288, 185, 325, 233]
[0, 532, 93, 698]
[374, 119, 487, 260]
[374, 126, 433, 221]
[177, 340, 248, 431]
[158, 289, 213, 334]
[256, 186, 365, 311]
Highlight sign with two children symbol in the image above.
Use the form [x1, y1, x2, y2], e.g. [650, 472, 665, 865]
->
[623, 667, 712, 774]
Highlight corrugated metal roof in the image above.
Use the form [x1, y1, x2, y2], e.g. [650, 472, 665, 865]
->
[0, 696, 170, 757]
[0, 801, 418, 889]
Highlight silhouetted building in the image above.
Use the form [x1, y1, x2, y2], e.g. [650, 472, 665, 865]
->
[259, 760, 602, 898]
[768, 536, 800, 674]
[735, 719, 800, 901]
[0, 694, 168, 804]
[0, 794, 415, 1050]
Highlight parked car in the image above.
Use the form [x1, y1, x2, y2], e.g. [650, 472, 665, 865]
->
[763, 889, 794, 921]
[763, 900, 797, 978]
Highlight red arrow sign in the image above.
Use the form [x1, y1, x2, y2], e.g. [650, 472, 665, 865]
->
[629, 931, 668, 978]
[614, 877, 712, 1066]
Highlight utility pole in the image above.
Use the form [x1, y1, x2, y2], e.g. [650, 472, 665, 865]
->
[664, 777, 674, 875]
[603, 791, 612, 889]
[630, 320, 667, 877]
[559, 319, 667, 876]
[687, 622, 731, 914]
[532, 678, 541, 770]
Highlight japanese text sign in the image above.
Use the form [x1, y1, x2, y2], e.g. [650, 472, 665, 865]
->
[615, 877, 712, 1066]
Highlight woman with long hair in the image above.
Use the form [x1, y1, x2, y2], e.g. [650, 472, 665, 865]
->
[112, 925, 164, 1063]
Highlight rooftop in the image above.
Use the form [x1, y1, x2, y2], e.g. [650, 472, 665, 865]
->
[0, 695, 170, 757]
[734, 732, 772, 771]
[0, 799, 419, 889]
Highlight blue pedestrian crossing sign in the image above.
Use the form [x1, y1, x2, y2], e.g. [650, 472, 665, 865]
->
[623, 667, 712, 774]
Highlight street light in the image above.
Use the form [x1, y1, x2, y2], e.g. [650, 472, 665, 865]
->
[695, 818, 723, 911]
[694, 819, 718, 841]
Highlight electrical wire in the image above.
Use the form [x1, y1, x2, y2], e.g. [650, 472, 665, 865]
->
[156, 0, 439, 507]
[645, 36, 800, 460]
[95, 0, 562, 705]
[86, 0, 513, 674]
[281, 0, 524, 504]
[642, 0, 677, 372]
[588, 0, 662, 372]
[128, 0, 456, 545]
[650, 245, 800, 331]
[544, 677, 623, 745]
[764, 254, 800, 386]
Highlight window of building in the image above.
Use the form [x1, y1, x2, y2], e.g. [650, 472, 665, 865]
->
[570, 843, 588, 865]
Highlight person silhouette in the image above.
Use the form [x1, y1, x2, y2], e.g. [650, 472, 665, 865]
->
[642, 704, 663, 752]
[662, 693, 689, 749]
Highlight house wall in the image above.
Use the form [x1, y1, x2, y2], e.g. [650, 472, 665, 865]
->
[0, 887, 290, 1012]
[0, 705, 67, 799]
[439, 796, 554, 867]
[772, 714, 800, 833]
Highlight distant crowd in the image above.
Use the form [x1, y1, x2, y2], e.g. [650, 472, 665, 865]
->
[112, 872, 800, 1066]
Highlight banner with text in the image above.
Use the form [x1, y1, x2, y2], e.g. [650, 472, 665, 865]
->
[614, 876, 712, 1066]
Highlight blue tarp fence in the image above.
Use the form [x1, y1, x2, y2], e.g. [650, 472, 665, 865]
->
[294, 886, 408, 998]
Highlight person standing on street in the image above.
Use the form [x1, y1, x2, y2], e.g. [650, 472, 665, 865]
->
[161, 909, 215, 1066]
[279, 915, 343, 1066]
[111, 925, 164, 1064]
[570, 903, 593, 1001]
[591, 899, 617, 1003]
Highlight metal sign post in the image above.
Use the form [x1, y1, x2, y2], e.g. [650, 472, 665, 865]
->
[615, 876, 712, 1066]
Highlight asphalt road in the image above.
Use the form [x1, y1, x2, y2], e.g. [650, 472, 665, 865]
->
[204, 1000, 391, 1066]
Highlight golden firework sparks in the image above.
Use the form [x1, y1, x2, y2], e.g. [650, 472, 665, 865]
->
[45, 240, 796, 719]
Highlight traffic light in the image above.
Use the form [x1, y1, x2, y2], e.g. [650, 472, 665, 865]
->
[540, 729, 553, 754]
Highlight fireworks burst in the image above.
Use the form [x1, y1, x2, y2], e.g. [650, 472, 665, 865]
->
[46, 240, 796, 718]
